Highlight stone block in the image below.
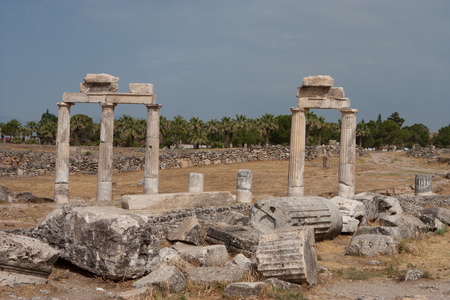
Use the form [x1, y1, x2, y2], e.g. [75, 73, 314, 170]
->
[129, 83, 153, 94]
[297, 97, 350, 109]
[405, 270, 423, 281]
[80, 82, 119, 93]
[346, 234, 400, 257]
[302, 75, 334, 87]
[31, 206, 160, 280]
[231, 254, 253, 270]
[117, 287, 150, 300]
[250, 196, 342, 241]
[379, 215, 425, 239]
[84, 73, 119, 83]
[225, 282, 266, 298]
[171, 242, 229, 267]
[422, 207, 450, 225]
[187, 266, 245, 286]
[132, 264, 186, 293]
[168, 215, 204, 246]
[264, 277, 301, 291]
[353, 226, 402, 239]
[255, 227, 318, 285]
[222, 211, 249, 226]
[205, 224, 260, 256]
[342, 216, 360, 233]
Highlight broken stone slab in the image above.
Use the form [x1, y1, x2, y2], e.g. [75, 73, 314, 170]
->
[230, 254, 254, 270]
[297, 86, 345, 98]
[302, 75, 334, 87]
[0, 232, 59, 286]
[80, 82, 119, 93]
[132, 263, 186, 293]
[421, 207, 450, 225]
[171, 242, 228, 267]
[31, 206, 160, 280]
[331, 196, 365, 233]
[353, 192, 380, 225]
[84, 73, 119, 83]
[222, 211, 249, 226]
[264, 277, 302, 291]
[187, 266, 245, 286]
[224, 282, 266, 298]
[353, 226, 402, 239]
[379, 215, 425, 239]
[122, 191, 235, 213]
[377, 195, 403, 217]
[116, 287, 151, 300]
[255, 227, 318, 285]
[419, 214, 446, 231]
[250, 196, 342, 241]
[129, 83, 154, 94]
[342, 216, 360, 233]
[167, 215, 204, 246]
[205, 224, 260, 256]
[346, 234, 400, 257]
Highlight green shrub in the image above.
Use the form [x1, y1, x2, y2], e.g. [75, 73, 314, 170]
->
[12, 137, 22, 144]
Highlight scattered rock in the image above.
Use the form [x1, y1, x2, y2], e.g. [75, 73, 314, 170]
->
[330, 196, 364, 233]
[379, 214, 425, 239]
[132, 263, 186, 293]
[347, 234, 400, 257]
[225, 282, 266, 298]
[187, 266, 245, 286]
[222, 211, 249, 226]
[422, 207, 450, 225]
[264, 277, 302, 291]
[171, 242, 228, 267]
[230, 254, 253, 270]
[353, 226, 402, 239]
[405, 270, 423, 281]
[167, 215, 204, 246]
[205, 224, 260, 256]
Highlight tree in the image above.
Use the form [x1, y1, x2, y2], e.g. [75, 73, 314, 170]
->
[172, 115, 188, 148]
[221, 116, 236, 148]
[403, 123, 430, 147]
[206, 119, 221, 144]
[258, 113, 278, 147]
[356, 120, 371, 147]
[115, 115, 146, 147]
[0, 122, 4, 141]
[387, 112, 405, 127]
[381, 120, 401, 150]
[305, 111, 317, 146]
[37, 109, 58, 145]
[70, 114, 93, 146]
[313, 116, 326, 146]
[25, 121, 39, 140]
[188, 117, 205, 148]
[270, 115, 291, 146]
[432, 124, 450, 148]
[2, 119, 21, 138]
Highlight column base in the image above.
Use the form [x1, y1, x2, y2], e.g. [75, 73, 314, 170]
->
[54, 183, 69, 204]
[236, 190, 253, 204]
[144, 177, 158, 194]
[287, 186, 304, 197]
[338, 183, 355, 198]
[97, 181, 113, 201]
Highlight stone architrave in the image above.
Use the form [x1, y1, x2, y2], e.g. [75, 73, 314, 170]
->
[97, 102, 117, 201]
[236, 169, 253, 203]
[144, 104, 161, 194]
[338, 108, 358, 198]
[54, 102, 73, 203]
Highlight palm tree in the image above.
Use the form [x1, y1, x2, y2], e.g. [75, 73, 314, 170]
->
[159, 115, 171, 146]
[172, 115, 187, 148]
[220, 116, 236, 148]
[356, 120, 371, 147]
[258, 113, 279, 147]
[188, 117, 205, 148]
[206, 119, 220, 144]
[70, 114, 93, 146]
[25, 121, 39, 140]
[313, 116, 326, 146]
[38, 121, 57, 145]
[305, 111, 317, 146]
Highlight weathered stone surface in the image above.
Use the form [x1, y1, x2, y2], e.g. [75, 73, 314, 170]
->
[419, 214, 446, 230]
[187, 266, 245, 286]
[405, 270, 423, 281]
[122, 191, 235, 213]
[250, 196, 342, 241]
[256, 227, 318, 285]
[231, 254, 253, 270]
[264, 277, 302, 291]
[415, 174, 432, 195]
[353, 226, 402, 239]
[302, 75, 334, 87]
[353, 192, 380, 224]
[379, 215, 425, 239]
[422, 207, 450, 225]
[129, 83, 153, 94]
[0, 232, 59, 286]
[31, 206, 160, 279]
[117, 287, 150, 300]
[188, 173, 204, 193]
[377, 195, 403, 217]
[236, 169, 253, 204]
[222, 211, 249, 226]
[205, 224, 260, 256]
[168, 215, 204, 246]
[0, 185, 13, 202]
[297, 86, 345, 98]
[84, 73, 119, 83]
[132, 264, 186, 293]
[225, 282, 266, 298]
[331, 196, 364, 233]
[342, 216, 360, 233]
[171, 242, 228, 267]
[346, 234, 400, 257]
[80, 82, 119, 93]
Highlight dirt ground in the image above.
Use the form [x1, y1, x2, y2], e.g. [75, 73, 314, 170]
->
[0, 144, 449, 299]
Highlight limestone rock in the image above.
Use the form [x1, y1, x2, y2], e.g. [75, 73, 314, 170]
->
[342, 216, 360, 233]
[379, 215, 425, 239]
[84, 73, 119, 83]
[377, 195, 403, 217]
[0, 232, 59, 286]
[302, 75, 334, 87]
[31, 206, 160, 279]
[132, 264, 186, 293]
[171, 242, 228, 267]
[250, 196, 342, 241]
[264, 277, 302, 291]
[222, 211, 249, 226]
[117, 287, 150, 300]
[205, 224, 260, 256]
[187, 266, 245, 286]
[80, 82, 119, 93]
[129, 83, 153, 94]
[0, 185, 14, 203]
[225, 282, 266, 298]
[419, 214, 446, 231]
[422, 207, 450, 225]
[231, 254, 253, 270]
[167, 215, 204, 246]
[353, 192, 380, 225]
[353, 226, 402, 239]
[347, 234, 400, 257]
[255, 227, 318, 285]
[404, 270, 423, 281]
[331, 196, 364, 233]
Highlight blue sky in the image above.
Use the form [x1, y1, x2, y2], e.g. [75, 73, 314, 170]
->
[0, 0, 449, 131]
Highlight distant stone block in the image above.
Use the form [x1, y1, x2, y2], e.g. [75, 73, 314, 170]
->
[129, 83, 154, 94]
[80, 82, 119, 93]
[84, 73, 119, 83]
[302, 75, 334, 87]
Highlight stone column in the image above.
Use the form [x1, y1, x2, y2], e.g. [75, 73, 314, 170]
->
[188, 173, 204, 193]
[144, 104, 161, 194]
[97, 102, 116, 201]
[338, 108, 358, 198]
[54, 102, 73, 203]
[236, 169, 253, 204]
[287, 107, 308, 196]
[415, 174, 432, 195]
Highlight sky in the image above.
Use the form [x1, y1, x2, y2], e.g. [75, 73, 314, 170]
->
[0, 0, 449, 132]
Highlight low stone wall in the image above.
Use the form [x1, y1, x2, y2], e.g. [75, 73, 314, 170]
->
[0, 145, 367, 178]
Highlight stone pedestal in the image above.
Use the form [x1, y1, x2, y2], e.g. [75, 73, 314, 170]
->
[287, 107, 307, 196]
[415, 174, 432, 195]
[97, 103, 116, 201]
[236, 170, 253, 204]
[144, 104, 161, 194]
[54, 102, 73, 203]
[188, 173, 204, 193]
[338, 108, 358, 198]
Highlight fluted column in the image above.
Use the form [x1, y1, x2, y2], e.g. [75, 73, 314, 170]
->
[97, 102, 116, 201]
[54, 102, 74, 203]
[288, 107, 308, 196]
[338, 108, 358, 198]
[144, 104, 161, 194]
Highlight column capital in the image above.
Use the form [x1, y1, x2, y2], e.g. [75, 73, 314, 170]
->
[290, 107, 309, 113]
[57, 102, 74, 108]
[99, 102, 117, 109]
[146, 104, 163, 110]
[338, 108, 358, 115]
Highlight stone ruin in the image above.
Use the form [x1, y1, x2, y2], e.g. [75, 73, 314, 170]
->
[54, 73, 161, 203]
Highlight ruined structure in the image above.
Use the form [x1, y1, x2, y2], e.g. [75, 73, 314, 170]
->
[288, 75, 358, 198]
[55, 74, 161, 203]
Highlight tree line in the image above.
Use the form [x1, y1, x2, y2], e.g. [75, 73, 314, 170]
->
[0, 110, 449, 149]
